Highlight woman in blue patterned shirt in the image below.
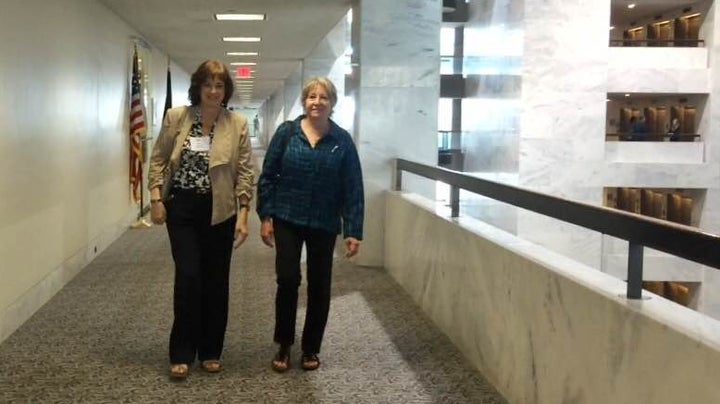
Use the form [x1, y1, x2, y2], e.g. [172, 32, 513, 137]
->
[257, 77, 364, 372]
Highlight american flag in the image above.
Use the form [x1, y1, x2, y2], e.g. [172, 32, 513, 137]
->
[129, 47, 146, 202]
[163, 63, 172, 120]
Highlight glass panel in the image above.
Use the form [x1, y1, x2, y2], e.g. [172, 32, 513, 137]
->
[464, 27, 523, 75]
[440, 27, 456, 56]
[438, 98, 453, 149]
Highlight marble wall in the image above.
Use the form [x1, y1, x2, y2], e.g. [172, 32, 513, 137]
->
[385, 191, 720, 404]
[352, 0, 441, 267]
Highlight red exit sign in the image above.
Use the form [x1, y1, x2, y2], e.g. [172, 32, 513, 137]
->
[237, 67, 252, 78]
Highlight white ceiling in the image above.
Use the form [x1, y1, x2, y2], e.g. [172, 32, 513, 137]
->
[98, 0, 352, 109]
[98, 0, 707, 109]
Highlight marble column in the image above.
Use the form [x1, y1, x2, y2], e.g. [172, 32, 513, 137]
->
[517, 0, 610, 267]
[352, 0, 441, 267]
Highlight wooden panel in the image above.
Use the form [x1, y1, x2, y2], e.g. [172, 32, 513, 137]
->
[605, 188, 617, 208]
[665, 282, 690, 306]
[667, 193, 684, 223]
[644, 107, 657, 133]
[682, 107, 696, 135]
[652, 192, 667, 219]
[680, 196, 693, 225]
[629, 188, 641, 213]
[643, 281, 665, 296]
[641, 189, 654, 216]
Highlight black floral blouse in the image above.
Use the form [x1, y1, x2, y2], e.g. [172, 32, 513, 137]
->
[171, 109, 215, 193]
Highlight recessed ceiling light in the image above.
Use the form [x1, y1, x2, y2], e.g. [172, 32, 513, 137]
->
[625, 94, 630, 97]
[226, 51, 259, 56]
[230, 62, 257, 66]
[223, 37, 261, 42]
[215, 13, 266, 21]
[609, 26, 615, 30]
[628, 3, 636, 9]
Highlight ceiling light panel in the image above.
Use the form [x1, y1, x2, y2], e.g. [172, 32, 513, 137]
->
[223, 37, 261, 42]
[226, 52, 259, 56]
[215, 14, 266, 21]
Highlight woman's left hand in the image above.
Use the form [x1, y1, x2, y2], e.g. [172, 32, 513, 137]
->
[345, 237, 361, 258]
[233, 221, 249, 248]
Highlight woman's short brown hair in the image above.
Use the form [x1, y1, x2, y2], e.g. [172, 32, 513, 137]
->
[188, 60, 234, 106]
[301, 77, 338, 112]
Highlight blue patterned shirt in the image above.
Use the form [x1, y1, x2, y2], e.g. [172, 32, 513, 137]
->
[257, 115, 364, 239]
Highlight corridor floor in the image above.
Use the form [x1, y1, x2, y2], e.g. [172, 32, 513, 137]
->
[0, 214, 506, 403]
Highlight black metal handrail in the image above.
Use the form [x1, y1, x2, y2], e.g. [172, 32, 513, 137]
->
[609, 39, 705, 47]
[606, 132, 700, 142]
[394, 158, 720, 299]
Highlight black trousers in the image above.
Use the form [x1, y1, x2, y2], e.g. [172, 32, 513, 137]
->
[165, 190, 236, 364]
[273, 218, 337, 354]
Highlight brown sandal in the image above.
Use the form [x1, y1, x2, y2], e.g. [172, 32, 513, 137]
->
[301, 353, 320, 371]
[169, 363, 189, 379]
[271, 346, 291, 373]
[201, 360, 223, 373]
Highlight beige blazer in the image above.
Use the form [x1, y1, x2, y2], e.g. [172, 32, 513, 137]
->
[148, 106, 254, 225]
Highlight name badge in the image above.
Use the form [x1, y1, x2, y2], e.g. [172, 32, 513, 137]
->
[189, 136, 211, 152]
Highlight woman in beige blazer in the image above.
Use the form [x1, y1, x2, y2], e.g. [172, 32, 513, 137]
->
[148, 60, 254, 379]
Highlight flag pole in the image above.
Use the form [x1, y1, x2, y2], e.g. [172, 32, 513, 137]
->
[131, 42, 151, 229]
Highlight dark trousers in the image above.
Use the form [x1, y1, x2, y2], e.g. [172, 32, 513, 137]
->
[165, 191, 236, 364]
[273, 218, 337, 354]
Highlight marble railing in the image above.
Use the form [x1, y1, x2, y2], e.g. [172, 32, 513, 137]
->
[604, 140, 704, 164]
[608, 47, 708, 70]
[384, 191, 720, 403]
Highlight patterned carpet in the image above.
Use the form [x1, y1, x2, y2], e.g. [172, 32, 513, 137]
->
[0, 213, 506, 403]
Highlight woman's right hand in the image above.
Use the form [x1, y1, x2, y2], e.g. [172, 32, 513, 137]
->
[260, 218, 274, 248]
[150, 201, 167, 225]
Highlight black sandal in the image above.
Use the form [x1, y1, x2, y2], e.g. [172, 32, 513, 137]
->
[301, 353, 320, 371]
[271, 346, 290, 373]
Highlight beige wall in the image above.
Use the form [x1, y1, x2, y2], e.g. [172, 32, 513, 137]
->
[0, 0, 189, 342]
